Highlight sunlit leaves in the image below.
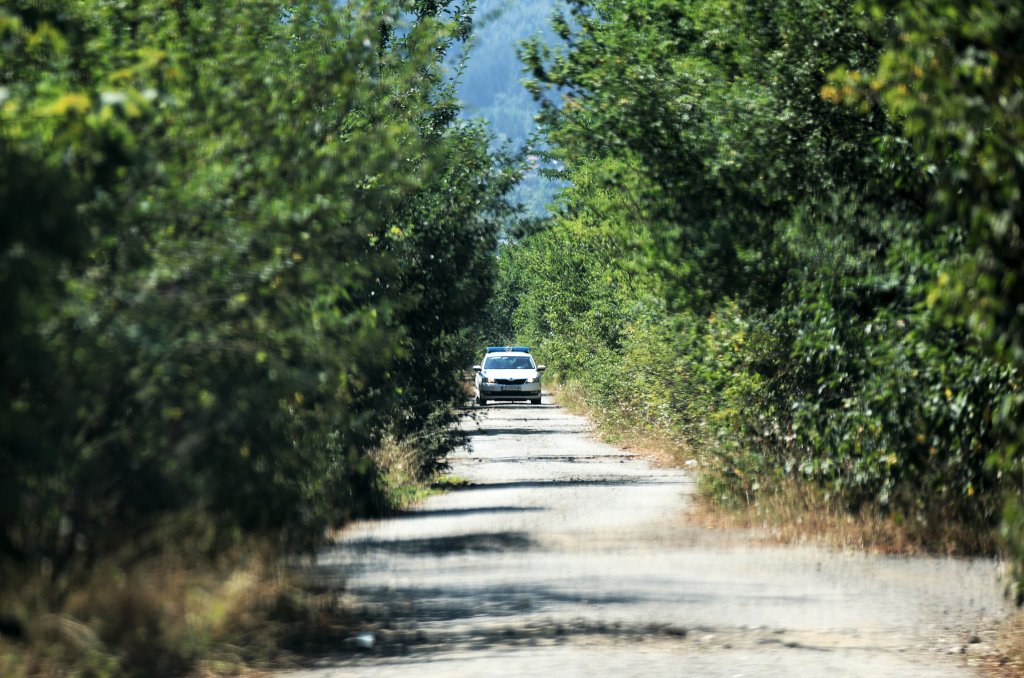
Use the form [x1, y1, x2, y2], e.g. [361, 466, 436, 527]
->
[1, 0, 505, 582]
[505, 0, 1020, 567]
[823, 0, 1024, 587]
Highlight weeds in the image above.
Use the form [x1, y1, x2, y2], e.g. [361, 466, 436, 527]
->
[550, 382, 690, 468]
[692, 475, 1004, 556]
[995, 612, 1024, 678]
[431, 475, 473, 490]
[0, 543, 360, 677]
[0, 426, 470, 676]
[551, 379, 1007, 557]
[371, 435, 437, 509]
[370, 434, 475, 507]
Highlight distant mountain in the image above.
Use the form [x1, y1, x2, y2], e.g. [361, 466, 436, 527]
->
[456, 0, 564, 216]
[458, 0, 555, 142]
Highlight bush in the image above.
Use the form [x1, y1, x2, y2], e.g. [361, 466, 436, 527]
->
[504, 0, 1022, 576]
[0, 0, 507, 603]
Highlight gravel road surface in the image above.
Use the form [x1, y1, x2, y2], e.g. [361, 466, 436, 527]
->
[289, 396, 1013, 677]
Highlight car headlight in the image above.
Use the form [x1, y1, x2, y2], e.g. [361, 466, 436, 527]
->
[486, 377, 496, 384]
[527, 377, 536, 383]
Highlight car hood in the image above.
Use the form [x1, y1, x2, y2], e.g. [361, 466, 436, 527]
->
[481, 369, 540, 380]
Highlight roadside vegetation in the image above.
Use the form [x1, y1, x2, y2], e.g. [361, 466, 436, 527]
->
[495, 0, 1024, 603]
[0, 0, 514, 674]
[4, 0, 1022, 674]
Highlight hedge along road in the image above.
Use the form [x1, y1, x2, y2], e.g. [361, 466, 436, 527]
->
[288, 395, 1013, 677]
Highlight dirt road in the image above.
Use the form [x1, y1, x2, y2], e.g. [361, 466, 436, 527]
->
[290, 397, 1013, 677]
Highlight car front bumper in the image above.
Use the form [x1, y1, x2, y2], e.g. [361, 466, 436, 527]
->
[478, 384, 541, 400]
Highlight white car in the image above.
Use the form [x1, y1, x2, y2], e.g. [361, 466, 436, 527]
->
[473, 346, 545, 406]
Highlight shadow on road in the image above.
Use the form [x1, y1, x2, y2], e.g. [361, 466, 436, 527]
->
[393, 506, 547, 520]
[284, 576, 834, 667]
[466, 427, 588, 437]
[443, 479, 688, 492]
[282, 396, 1012, 677]
[288, 397, 710, 670]
[342, 583, 656, 624]
[343, 531, 535, 556]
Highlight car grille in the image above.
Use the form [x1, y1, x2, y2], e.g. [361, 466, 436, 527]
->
[495, 378, 527, 385]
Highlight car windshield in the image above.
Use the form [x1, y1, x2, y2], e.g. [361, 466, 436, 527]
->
[484, 355, 534, 370]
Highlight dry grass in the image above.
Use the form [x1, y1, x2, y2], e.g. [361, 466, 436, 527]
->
[974, 611, 1024, 678]
[548, 382, 691, 468]
[689, 478, 954, 555]
[1008, 617, 1024, 676]
[550, 383, 1001, 556]
[0, 545, 358, 677]
[1, 436, 447, 678]
[369, 433, 474, 510]
[371, 434, 435, 509]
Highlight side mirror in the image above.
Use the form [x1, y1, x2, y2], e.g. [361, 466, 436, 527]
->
[472, 365, 482, 372]
[537, 365, 546, 371]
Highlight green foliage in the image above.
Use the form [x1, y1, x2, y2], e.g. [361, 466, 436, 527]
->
[830, 0, 1024, 593]
[0, 0, 508, 602]
[504, 0, 1022, 579]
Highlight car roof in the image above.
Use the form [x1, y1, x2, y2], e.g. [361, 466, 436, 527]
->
[485, 351, 532, 358]
[486, 345, 531, 353]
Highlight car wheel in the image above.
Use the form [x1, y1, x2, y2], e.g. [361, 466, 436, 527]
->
[477, 394, 486, 406]
[530, 397, 541, 405]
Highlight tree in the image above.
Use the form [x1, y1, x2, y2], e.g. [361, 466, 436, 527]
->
[505, 0, 1018, 571]
[0, 0, 508, 589]
[831, 0, 1024, 597]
